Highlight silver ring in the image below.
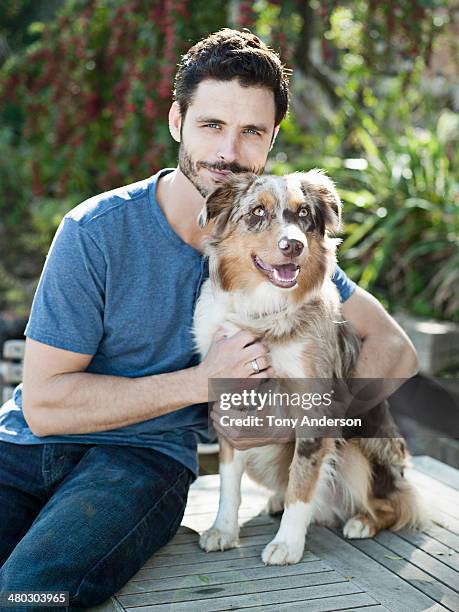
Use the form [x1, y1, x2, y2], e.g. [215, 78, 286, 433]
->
[250, 359, 260, 374]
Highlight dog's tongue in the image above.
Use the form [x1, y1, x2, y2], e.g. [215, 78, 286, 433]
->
[273, 263, 298, 281]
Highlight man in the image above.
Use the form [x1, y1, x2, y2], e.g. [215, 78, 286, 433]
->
[0, 29, 417, 609]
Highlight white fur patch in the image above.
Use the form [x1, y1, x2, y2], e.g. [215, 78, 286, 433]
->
[262, 501, 312, 565]
[199, 455, 245, 552]
[270, 342, 307, 378]
[343, 516, 373, 539]
[278, 223, 308, 248]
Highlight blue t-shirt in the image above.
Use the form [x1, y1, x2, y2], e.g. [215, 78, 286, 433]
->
[0, 169, 356, 476]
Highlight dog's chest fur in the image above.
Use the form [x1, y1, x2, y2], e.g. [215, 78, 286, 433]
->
[193, 277, 344, 378]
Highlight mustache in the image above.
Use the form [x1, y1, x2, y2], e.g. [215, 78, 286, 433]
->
[199, 161, 254, 174]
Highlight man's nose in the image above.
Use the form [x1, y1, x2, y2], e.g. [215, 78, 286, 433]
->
[278, 238, 304, 257]
[217, 134, 239, 163]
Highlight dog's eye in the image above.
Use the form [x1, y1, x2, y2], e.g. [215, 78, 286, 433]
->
[298, 207, 309, 217]
[252, 206, 266, 217]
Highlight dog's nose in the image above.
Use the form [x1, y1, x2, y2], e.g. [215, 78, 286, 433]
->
[278, 238, 304, 257]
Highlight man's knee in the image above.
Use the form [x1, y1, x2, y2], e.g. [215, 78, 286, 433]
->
[0, 553, 106, 609]
[0, 492, 189, 609]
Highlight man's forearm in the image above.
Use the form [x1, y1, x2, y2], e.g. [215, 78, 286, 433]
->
[341, 287, 419, 381]
[353, 334, 419, 379]
[25, 366, 205, 437]
[345, 334, 419, 418]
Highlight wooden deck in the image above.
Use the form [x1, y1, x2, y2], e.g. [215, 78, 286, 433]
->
[91, 456, 459, 612]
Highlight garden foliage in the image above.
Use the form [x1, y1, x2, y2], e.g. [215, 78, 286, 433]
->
[0, 0, 457, 320]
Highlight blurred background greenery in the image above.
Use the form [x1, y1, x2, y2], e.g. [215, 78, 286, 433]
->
[0, 0, 458, 322]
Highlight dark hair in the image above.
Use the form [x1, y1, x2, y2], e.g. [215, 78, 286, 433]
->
[173, 28, 291, 127]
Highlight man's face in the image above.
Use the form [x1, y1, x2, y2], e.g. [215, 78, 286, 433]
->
[176, 79, 277, 197]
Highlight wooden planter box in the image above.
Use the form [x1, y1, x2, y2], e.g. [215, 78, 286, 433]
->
[394, 312, 459, 375]
[0, 339, 24, 404]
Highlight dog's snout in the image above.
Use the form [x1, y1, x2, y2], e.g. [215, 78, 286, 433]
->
[278, 238, 304, 257]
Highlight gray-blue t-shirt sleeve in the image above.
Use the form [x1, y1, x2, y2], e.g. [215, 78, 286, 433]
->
[25, 217, 105, 354]
[332, 265, 357, 303]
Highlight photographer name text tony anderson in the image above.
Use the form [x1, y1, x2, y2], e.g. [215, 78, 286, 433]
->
[218, 414, 362, 428]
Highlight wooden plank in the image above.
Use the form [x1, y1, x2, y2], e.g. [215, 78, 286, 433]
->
[2, 339, 25, 360]
[245, 599, 390, 612]
[181, 511, 274, 533]
[184, 475, 270, 513]
[186, 473, 269, 499]
[413, 456, 459, 492]
[131, 553, 319, 582]
[88, 596, 125, 612]
[412, 487, 459, 535]
[375, 530, 459, 590]
[344, 608, 389, 612]
[431, 509, 459, 536]
[394, 530, 459, 572]
[350, 536, 458, 611]
[183, 505, 269, 518]
[423, 524, 459, 553]
[181, 512, 281, 539]
[0, 361, 22, 383]
[119, 568, 344, 604]
[2, 386, 15, 404]
[155, 533, 275, 556]
[120, 561, 332, 595]
[168, 521, 278, 546]
[119, 580, 365, 610]
[143, 543, 272, 568]
[407, 469, 459, 522]
[185, 505, 274, 518]
[307, 527, 440, 612]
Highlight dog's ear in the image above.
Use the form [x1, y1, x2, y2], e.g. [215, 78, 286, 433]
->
[297, 169, 341, 235]
[198, 172, 257, 229]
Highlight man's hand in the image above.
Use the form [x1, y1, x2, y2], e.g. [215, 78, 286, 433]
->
[195, 329, 274, 402]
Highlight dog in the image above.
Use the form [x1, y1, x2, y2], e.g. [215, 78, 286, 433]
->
[193, 170, 425, 565]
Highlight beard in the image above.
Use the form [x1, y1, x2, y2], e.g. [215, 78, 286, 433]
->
[178, 140, 266, 197]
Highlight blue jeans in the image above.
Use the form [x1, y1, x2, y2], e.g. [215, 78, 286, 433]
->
[0, 441, 193, 610]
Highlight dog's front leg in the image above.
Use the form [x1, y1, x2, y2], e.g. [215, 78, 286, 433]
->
[262, 438, 336, 565]
[199, 437, 245, 551]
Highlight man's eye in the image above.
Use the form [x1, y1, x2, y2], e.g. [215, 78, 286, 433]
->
[252, 206, 266, 217]
[245, 129, 260, 135]
[298, 207, 309, 217]
[205, 123, 220, 129]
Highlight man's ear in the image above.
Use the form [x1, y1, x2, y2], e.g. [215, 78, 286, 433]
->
[169, 101, 182, 143]
[297, 169, 342, 234]
[198, 173, 257, 229]
[269, 125, 280, 152]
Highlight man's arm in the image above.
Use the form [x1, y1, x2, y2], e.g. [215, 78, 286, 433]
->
[341, 286, 419, 378]
[22, 332, 271, 437]
[22, 338, 201, 437]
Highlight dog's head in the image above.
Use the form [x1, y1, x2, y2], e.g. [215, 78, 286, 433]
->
[198, 170, 342, 299]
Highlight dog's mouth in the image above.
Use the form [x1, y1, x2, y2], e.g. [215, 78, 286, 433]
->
[252, 254, 300, 289]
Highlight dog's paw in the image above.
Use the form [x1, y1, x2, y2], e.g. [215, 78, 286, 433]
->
[261, 538, 304, 565]
[343, 515, 375, 539]
[199, 527, 239, 552]
[265, 493, 284, 516]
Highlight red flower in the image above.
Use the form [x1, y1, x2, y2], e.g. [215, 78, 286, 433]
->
[143, 98, 157, 120]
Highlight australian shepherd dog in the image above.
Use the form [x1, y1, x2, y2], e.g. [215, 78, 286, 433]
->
[193, 170, 425, 565]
